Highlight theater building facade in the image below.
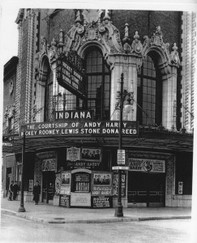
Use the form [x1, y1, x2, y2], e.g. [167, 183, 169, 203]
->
[2, 9, 194, 208]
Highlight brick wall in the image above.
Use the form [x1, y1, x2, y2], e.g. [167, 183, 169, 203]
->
[39, 9, 181, 49]
[181, 12, 196, 132]
[20, 18, 28, 123]
[48, 9, 75, 42]
[111, 10, 181, 48]
[38, 9, 75, 46]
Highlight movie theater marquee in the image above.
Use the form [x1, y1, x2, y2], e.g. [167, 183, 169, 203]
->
[20, 110, 138, 138]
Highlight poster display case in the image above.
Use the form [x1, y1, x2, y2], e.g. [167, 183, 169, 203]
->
[60, 172, 71, 194]
[92, 196, 112, 208]
[59, 172, 71, 207]
[113, 172, 126, 197]
[59, 195, 70, 207]
[92, 172, 113, 208]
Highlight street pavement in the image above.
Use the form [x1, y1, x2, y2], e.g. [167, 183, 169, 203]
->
[1, 197, 191, 224]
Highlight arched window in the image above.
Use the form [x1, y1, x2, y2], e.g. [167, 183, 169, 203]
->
[44, 62, 53, 122]
[85, 47, 110, 120]
[137, 54, 162, 126]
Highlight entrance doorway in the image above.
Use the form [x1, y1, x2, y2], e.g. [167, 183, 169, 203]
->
[42, 171, 55, 204]
[128, 172, 165, 207]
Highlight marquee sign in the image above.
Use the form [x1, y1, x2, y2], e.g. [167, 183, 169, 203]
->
[21, 121, 138, 138]
[56, 52, 86, 99]
[55, 110, 93, 120]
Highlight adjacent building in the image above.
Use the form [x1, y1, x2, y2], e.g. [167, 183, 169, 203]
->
[2, 56, 18, 197]
[2, 9, 195, 208]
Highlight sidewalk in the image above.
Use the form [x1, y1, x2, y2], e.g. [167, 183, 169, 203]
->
[1, 197, 191, 224]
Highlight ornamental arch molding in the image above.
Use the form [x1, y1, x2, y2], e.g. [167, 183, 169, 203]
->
[38, 54, 51, 82]
[77, 41, 109, 62]
[34, 53, 52, 122]
[142, 46, 171, 76]
[61, 9, 124, 64]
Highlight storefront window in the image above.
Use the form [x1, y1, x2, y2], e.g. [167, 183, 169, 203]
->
[85, 47, 110, 120]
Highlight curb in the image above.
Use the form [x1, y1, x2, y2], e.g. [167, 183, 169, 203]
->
[1, 209, 138, 224]
[1, 209, 191, 224]
[138, 216, 191, 221]
[1, 209, 47, 224]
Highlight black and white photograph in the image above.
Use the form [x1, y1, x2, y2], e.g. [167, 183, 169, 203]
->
[81, 148, 101, 161]
[1, 0, 197, 242]
[93, 173, 111, 185]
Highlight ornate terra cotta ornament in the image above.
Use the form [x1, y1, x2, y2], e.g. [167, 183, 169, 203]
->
[131, 31, 143, 56]
[82, 9, 101, 24]
[170, 43, 180, 67]
[34, 12, 180, 81]
[142, 26, 174, 75]
[62, 9, 124, 57]
[143, 26, 170, 56]
[123, 23, 131, 54]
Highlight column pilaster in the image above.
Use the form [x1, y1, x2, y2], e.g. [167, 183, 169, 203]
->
[109, 54, 142, 122]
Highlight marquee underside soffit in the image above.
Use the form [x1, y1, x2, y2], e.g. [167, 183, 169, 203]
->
[9, 131, 193, 154]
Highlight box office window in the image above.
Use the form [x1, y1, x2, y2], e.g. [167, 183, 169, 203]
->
[72, 173, 90, 193]
[175, 153, 193, 195]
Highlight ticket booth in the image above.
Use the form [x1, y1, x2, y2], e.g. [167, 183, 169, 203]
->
[58, 169, 113, 208]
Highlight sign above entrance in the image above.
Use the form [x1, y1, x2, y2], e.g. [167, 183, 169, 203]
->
[56, 52, 86, 99]
[128, 158, 165, 173]
[21, 121, 138, 138]
[55, 110, 93, 120]
[67, 147, 81, 161]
